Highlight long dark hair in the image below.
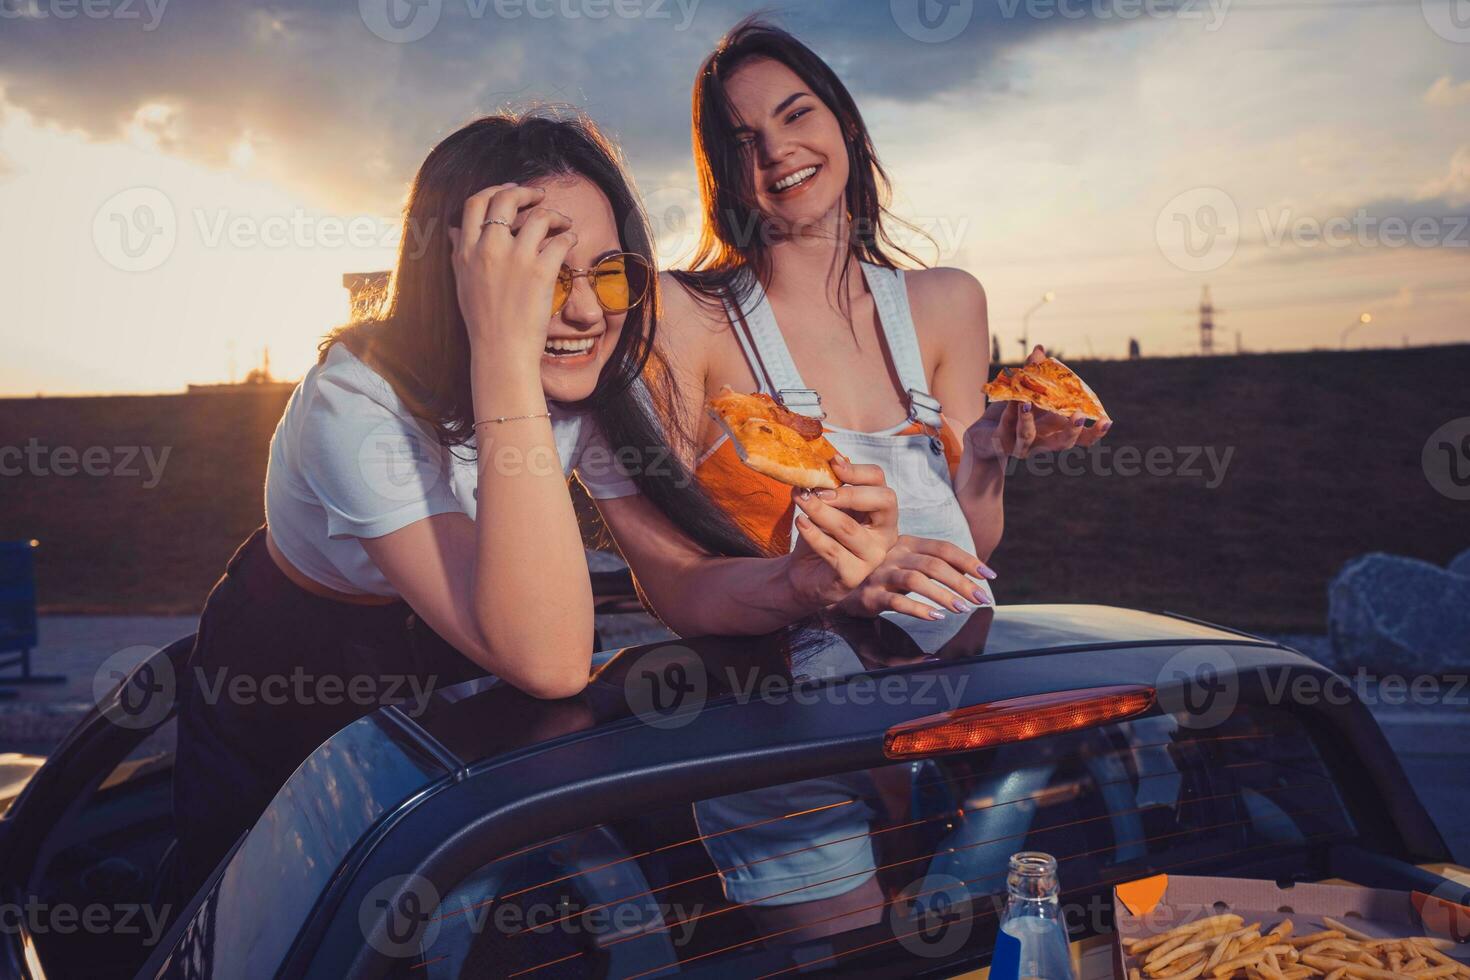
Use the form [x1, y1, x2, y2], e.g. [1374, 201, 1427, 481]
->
[324, 110, 763, 561]
[674, 16, 930, 310]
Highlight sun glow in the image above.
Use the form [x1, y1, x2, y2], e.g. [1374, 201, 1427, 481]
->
[0, 102, 400, 396]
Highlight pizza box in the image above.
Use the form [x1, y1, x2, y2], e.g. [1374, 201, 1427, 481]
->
[1110, 874, 1470, 980]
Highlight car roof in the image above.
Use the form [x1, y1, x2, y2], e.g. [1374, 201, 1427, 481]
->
[133, 606, 1453, 980]
[401, 603, 1276, 770]
[300, 612, 1449, 980]
[948, 602, 1260, 652]
[165, 606, 1449, 979]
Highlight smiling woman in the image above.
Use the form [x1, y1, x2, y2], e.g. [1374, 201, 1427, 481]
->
[659, 18, 1112, 624]
[169, 109, 904, 901]
[649, 17, 1122, 942]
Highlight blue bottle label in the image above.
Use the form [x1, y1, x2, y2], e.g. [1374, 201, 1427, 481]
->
[991, 924, 1022, 980]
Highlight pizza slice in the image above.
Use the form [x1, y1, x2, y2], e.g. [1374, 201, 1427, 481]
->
[707, 388, 826, 440]
[983, 356, 1110, 422]
[707, 386, 842, 489]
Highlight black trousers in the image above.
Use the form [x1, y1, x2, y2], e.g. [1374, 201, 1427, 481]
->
[171, 525, 484, 899]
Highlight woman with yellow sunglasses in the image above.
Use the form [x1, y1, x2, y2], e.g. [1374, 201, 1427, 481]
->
[171, 110, 900, 899]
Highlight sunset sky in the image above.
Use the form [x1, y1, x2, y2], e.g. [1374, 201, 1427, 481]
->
[2, 0, 1468, 395]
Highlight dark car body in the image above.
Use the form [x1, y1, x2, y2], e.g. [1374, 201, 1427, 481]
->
[1, 604, 1464, 979]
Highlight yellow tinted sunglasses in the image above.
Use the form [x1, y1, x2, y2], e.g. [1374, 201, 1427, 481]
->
[552, 252, 652, 317]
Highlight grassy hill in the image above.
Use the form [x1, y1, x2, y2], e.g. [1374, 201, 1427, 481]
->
[3, 344, 1467, 632]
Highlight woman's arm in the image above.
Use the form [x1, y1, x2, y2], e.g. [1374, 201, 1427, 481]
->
[596, 458, 899, 637]
[361, 184, 591, 699]
[922, 271, 1111, 563]
[912, 268, 1010, 562]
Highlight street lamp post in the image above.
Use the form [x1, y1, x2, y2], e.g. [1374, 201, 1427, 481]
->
[1340, 312, 1372, 349]
[1020, 291, 1056, 358]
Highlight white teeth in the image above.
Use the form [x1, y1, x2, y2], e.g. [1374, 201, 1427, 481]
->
[772, 166, 817, 192]
[544, 337, 596, 355]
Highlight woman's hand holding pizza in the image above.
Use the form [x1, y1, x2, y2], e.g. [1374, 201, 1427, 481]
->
[784, 459, 900, 608]
[835, 535, 995, 621]
[967, 345, 1112, 461]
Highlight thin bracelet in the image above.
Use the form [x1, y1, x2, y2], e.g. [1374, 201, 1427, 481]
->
[473, 411, 552, 427]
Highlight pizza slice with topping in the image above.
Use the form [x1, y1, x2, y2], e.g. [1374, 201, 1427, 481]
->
[983, 356, 1110, 422]
[707, 386, 843, 489]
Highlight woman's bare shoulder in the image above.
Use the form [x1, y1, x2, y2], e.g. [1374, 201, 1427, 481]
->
[657, 271, 732, 348]
[659, 271, 730, 323]
[905, 266, 988, 341]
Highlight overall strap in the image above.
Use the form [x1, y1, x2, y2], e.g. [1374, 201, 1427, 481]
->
[860, 262, 943, 430]
[723, 273, 825, 419]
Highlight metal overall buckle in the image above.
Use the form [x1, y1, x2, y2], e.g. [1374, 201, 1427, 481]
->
[906, 388, 946, 455]
[776, 388, 827, 420]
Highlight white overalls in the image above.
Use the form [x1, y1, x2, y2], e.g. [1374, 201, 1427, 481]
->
[693, 262, 993, 910]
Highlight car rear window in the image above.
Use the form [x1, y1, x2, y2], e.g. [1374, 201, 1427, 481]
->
[394, 705, 1359, 978]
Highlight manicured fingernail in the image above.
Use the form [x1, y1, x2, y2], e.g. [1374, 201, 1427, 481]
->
[1074, 417, 1085, 427]
[929, 608, 947, 621]
[976, 565, 996, 580]
[1022, 403, 1032, 413]
[953, 599, 973, 613]
[815, 489, 838, 500]
[798, 489, 811, 499]
[973, 589, 991, 604]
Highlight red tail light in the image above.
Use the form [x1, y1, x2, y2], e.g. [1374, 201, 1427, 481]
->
[883, 685, 1156, 759]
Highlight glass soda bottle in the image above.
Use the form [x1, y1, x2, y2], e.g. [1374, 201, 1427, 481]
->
[990, 852, 1077, 980]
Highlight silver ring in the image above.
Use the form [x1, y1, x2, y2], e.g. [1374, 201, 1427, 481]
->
[481, 217, 511, 229]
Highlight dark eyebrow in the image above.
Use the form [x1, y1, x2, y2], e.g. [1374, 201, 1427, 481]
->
[771, 91, 810, 117]
[591, 248, 622, 265]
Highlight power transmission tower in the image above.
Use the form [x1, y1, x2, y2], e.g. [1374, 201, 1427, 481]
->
[1199, 285, 1215, 356]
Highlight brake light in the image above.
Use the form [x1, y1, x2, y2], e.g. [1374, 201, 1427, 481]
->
[883, 685, 1155, 759]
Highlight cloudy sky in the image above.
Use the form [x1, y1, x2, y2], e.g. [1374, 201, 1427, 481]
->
[1, 0, 1468, 394]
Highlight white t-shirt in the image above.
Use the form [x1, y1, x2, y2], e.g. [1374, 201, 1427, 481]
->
[264, 342, 638, 597]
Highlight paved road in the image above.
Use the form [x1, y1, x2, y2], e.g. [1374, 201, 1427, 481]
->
[1358, 698, 1470, 864]
[1274, 634, 1470, 864]
[3, 619, 1464, 864]
[0, 616, 197, 753]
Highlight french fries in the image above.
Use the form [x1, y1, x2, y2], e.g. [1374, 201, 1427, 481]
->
[1122, 915, 1470, 980]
